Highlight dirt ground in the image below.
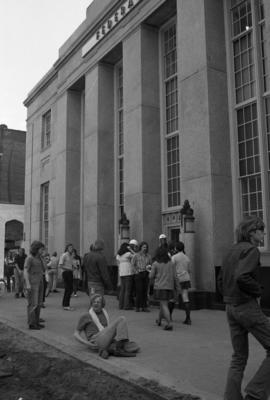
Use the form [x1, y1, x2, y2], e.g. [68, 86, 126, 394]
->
[0, 323, 200, 400]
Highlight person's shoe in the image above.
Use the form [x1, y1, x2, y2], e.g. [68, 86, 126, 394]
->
[53, 290, 59, 293]
[29, 325, 40, 330]
[183, 318, 192, 325]
[21, 292, 25, 298]
[41, 303, 46, 308]
[142, 308, 150, 312]
[99, 349, 109, 359]
[155, 319, 161, 326]
[63, 306, 75, 311]
[73, 293, 78, 297]
[113, 349, 136, 357]
[39, 318, 45, 323]
[38, 323, 45, 329]
[164, 325, 173, 331]
[15, 293, 19, 298]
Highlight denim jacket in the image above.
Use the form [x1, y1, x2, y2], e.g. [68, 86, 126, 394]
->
[218, 242, 262, 305]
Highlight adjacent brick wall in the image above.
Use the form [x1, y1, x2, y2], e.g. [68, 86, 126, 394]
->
[0, 125, 26, 204]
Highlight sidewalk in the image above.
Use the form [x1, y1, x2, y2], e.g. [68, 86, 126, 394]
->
[0, 290, 265, 400]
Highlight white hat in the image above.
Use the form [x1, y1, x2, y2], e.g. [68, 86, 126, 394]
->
[159, 234, 166, 239]
[129, 239, 139, 246]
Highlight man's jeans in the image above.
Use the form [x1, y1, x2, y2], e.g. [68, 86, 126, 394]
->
[224, 299, 270, 400]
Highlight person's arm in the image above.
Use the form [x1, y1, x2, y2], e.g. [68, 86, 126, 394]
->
[24, 257, 31, 290]
[59, 254, 69, 271]
[74, 329, 94, 347]
[98, 255, 113, 290]
[131, 254, 138, 273]
[74, 315, 97, 348]
[236, 247, 262, 298]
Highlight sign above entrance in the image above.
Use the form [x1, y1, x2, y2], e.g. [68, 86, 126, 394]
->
[82, 0, 143, 57]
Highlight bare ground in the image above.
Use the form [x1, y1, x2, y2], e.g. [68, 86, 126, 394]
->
[0, 323, 200, 400]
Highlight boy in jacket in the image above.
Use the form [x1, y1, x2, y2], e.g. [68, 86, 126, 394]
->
[218, 216, 270, 400]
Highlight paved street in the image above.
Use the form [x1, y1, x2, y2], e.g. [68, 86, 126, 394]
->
[0, 290, 266, 400]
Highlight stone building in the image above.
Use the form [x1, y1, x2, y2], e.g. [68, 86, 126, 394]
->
[24, 0, 270, 307]
[0, 124, 25, 277]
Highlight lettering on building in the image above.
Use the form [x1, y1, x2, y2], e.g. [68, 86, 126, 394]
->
[82, 0, 142, 57]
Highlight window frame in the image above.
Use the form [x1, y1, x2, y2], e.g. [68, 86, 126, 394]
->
[159, 18, 181, 212]
[224, 0, 270, 249]
[41, 109, 51, 150]
[40, 181, 49, 249]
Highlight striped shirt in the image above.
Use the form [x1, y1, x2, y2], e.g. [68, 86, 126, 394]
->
[132, 252, 152, 274]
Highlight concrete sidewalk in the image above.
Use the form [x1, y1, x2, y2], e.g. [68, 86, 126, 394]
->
[0, 290, 266, 400]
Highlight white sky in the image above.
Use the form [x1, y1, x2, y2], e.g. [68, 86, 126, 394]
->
[0, 0, 93, 131]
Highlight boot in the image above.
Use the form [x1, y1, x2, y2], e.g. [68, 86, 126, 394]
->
[183, 302, 191, 325]
[168, 301, 175, 322]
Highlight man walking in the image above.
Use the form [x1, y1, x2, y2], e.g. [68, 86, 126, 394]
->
[218, 215, 270, 400]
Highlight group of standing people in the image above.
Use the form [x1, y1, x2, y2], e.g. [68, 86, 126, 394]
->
[116, 234, 192, 331]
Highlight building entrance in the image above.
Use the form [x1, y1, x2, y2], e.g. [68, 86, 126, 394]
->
[169, 227, 180, 243]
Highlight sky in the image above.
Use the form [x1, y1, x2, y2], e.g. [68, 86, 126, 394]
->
[0, 0, 93, 131]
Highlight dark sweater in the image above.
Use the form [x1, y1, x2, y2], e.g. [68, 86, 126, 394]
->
[83, 250, 112, 290]
[218, 241, 262, 305]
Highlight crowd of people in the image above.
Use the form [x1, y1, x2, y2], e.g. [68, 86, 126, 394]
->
[3, 215, 270, 398]
[3, 234, 192, 334]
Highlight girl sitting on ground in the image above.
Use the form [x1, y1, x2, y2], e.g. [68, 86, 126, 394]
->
[74, 294, 139, 359]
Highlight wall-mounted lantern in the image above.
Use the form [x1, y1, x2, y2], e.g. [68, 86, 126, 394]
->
[119, 212, 130, 242]
[180, 200, 195, 233]
[183, 215, 195, 233]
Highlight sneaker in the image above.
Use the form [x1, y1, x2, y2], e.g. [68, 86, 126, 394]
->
[63, 306, 75, 311]
[39, 318, 45, 323]
[38, 323, 45, 329]
[21, 293, 25, 298]
[73, 293, 78, 297]
[29, 325, 41, 330]
[164, 325, 173, 331]
[183, 318, 192, 325]
[15, 293, 19, 298]
[52, 290, 59, 293]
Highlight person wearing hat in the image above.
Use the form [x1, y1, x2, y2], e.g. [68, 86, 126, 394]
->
[218, 215, 270, 400]
[74, 294, 139, 359]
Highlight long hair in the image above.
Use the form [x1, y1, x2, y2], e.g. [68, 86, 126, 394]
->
[30, 241, 45, 256]
[139, 241, 149, 252]
[236, 215, 265, 243]
[65, 243, 73, 252]
[117, 242, 130, 256]
[155, 247, 171, 263]
[175, 241, 185, 253]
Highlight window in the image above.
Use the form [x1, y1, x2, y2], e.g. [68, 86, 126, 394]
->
[228, 0, 269, 226]
[41, 110, 51, 149]
[116, 64, 124, 217]
[40, 182, 49, 248]
[162, 22, 180, 208]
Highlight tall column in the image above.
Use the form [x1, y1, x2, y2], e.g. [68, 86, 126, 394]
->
[83, 64, 114, 261]
[123, 25, 161, 251]
[65, 90, 81, 250]
[177, 0, 233, 291]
